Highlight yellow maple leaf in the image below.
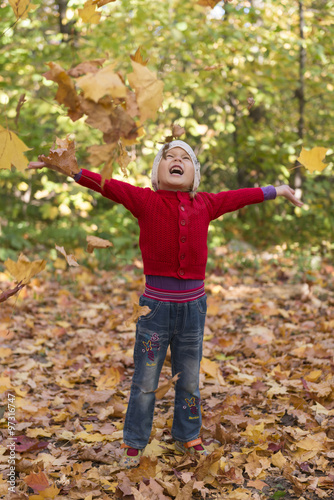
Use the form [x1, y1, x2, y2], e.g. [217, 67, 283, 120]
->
[4, 254, 46, 285]
[127, 61, 164, 121]
[130, 47, 149, 66]
[77, 63, 127, 102]
[78, 0, 101, 23]
[155, 372, 181, 399]
[297, 146, 328, 173]
[0, 125, 31, 171]
[125, 302, 152, 327]
[9, 0, 37, 19]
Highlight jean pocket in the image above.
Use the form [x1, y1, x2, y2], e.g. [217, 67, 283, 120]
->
[195, 294, 207, 315]
[138, 295, 163, 321]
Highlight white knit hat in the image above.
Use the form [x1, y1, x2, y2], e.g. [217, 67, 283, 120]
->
[151, 140, 201, 195]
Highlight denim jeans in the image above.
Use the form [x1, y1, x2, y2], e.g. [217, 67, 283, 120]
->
[123, 293, 207, 449]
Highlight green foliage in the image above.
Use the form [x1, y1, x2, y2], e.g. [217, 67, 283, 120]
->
[0, 0, 334, 270]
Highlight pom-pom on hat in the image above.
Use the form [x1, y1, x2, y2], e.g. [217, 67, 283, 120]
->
[151, 140, 201, 196]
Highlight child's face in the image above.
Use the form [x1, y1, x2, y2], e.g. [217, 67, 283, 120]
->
[157, 147, 194, 192]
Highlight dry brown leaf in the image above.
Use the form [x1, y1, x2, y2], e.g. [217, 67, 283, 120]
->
[86, 235, 113, 253]
[39, 136, 80, 176]
[23, 469, 50, 492]
[125, 303, 152, 327]
[87, 142, 117, 168]
[155, 372, 181, 399]
[68, 59, 106, 77]
[55, 245, 80, 267]
[43, 62, 83, 121]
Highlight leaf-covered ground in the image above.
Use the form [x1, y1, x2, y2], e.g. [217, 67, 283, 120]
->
[1, 247, 334, 500]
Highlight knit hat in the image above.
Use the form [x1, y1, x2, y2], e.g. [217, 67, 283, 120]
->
[151, 140, 201, 195]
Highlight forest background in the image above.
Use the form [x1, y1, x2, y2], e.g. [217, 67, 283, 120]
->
[1, 0, 334, 273]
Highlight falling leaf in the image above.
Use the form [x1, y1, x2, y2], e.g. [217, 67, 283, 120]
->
[116, 141, 131, 176]
[87, 143, 117, 168]
[78, 0, 101, 23]
[68, 59, 106, 77]
[43, 62, 83, 121]
[86, 235, 113, 253]
[125, 302, 152, 327]
[247, 97, 255, 110]
[127, 61, 164, 121]
[9, 0, 37, 19]
[93, 0, 117, 6]
[77, 63, 127, 102]
[297, 146, 328, 173]
[0, 125, 31, 172]
[130, 47, 149, 66]
[38, 136, 80, 177]
[55, 245, 79, 267]
[14, 93, 27, 129]
[172, 124, 185, 138]
[4, 254, 46, 285]
[155, 372, 181, 399]
[197, 0, 221, 7]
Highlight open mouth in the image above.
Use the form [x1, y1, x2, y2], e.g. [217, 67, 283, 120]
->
[169, 165, 184, 176]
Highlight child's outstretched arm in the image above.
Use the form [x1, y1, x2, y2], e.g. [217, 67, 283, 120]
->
[275, 185, 303, 207]
[27, 162, 150, 219]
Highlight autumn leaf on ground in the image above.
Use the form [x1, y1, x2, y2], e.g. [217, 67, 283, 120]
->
[127, 60, 164, 122]
[155, 372, 181, 399]
[38, 136, 80, 177]
[125, 302, 152, 327]
[23, 470, 50, 492]
[4, 254, 46, 285]
[130, 47, 149, 66]
[297, 146, 328, 173]
[9, 0, 38, 19]
[78, 0, 101, 23]
[76, 63, 127, 102]
[0, 125, 31, 172]
[55, 245, 79, 267]
[86, 235, 113, 253]
[43, 62, 82, 121]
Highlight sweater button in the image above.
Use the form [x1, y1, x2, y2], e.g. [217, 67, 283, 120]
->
[180, 205, 185, 211]
[180, 220, 186, 226]
[179, 269, 185, 276]
[181, 236, 186, 243]
[180, 254, 185, 260]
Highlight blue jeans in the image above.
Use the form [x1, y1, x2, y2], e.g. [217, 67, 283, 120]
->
[123, 294, 207, 449]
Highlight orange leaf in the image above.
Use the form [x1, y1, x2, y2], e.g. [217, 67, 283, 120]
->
[23, 470, 50, 492]
[39, 136, 80, 177]
[55, 245, 79, 267]
[86, 235, 113, 253]
[130, 47, 149, 66]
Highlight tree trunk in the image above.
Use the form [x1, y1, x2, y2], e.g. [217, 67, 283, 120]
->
[294, 0, 306, 190]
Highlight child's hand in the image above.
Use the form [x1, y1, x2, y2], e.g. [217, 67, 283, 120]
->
[275, 185, 304, 207]
[27, 161, 66, 175]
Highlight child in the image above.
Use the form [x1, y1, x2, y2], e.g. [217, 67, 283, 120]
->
[28, 140, 303, 468]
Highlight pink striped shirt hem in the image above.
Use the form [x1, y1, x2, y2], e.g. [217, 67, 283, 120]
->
[143, 284, 205, 303]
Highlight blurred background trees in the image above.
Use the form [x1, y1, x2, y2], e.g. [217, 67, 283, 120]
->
[0, 0, 333, 270]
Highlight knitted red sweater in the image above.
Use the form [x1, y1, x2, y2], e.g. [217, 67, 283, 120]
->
[76, 169, 264, 279]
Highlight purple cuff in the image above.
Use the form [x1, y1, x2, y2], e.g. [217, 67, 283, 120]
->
[73, 169, 83, 181]
[261, 185, 277, 201]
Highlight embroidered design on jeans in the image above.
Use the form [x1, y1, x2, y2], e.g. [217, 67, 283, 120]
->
[184, 397, 200, 416]
[142, 333, 160, 361]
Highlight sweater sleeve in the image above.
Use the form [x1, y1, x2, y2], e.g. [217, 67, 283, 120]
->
[74, 168, 151, 219]
[202, 187, 265, 221]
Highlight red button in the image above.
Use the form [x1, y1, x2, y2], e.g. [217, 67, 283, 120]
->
[179, 269, 185, 276]
[181, 236, 186, 243]
[180, 220, 186, 226]
[180, 254, 185, 260]
[180, 205, 185, 211]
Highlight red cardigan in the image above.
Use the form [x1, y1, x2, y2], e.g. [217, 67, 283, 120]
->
[76, 169, 264, 279]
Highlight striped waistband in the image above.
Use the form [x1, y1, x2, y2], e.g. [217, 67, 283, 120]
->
[143, 284, 205, 303]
